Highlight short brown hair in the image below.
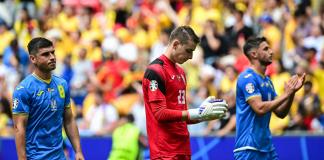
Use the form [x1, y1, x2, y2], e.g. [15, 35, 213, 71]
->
[169, 26, 200, 45]
[243, 37, 267, 59]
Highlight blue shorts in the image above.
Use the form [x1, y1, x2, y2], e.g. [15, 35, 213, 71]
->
[234, 149, 279, 160]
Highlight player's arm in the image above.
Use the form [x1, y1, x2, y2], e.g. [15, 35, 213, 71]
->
[150, 100, 186, 122]
[273, 73, 306, 118]
[149, 100, 205, 123]
[151, 97, 227, 123]
[12, 86, 29, 160]
[63, 106, 84, 160]
[13, 114, 28, 160]
[248, 74, 304, 116]
[144, 68, 187, 122]
[145, 68, 227, 123]
[247, 93, 291, 116]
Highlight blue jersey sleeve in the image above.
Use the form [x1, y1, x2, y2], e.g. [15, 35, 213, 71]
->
[12, 86, 30, 114]
[237, 74, 261, 101]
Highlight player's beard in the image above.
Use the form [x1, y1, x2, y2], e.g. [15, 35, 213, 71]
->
[35, 63, 55, 73]
[260, 58, 272, 66]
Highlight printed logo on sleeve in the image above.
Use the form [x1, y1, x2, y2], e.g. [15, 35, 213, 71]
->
[13, 98, 19, 109]
[244, 74, 252, 78]
[16, 86, 24, 90]
[149, 80, 158, 91]
[245, 83, 255, 94]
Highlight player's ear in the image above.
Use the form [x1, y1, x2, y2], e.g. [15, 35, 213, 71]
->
[172, 39, 180, 50]
[29, 55, 36, 63]
[249, 50, 257, 59]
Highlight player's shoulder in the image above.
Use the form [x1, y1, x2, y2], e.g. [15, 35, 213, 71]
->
[238, 68, 254, 80]
[237, 68, 257, 86]
[13, 75, 35, 94]
[52, 74, 68, 85]
[147, 58, 164, 70]
[16, 74, 36, 88]
[145, 58, 165, 75]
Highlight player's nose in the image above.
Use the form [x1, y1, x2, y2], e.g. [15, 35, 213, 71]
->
[188, 53, 193, 59]
[49, 53, 56, 60]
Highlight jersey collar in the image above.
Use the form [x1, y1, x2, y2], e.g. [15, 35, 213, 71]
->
[249, 67, 265, 79]
[160, 54, 176, 67]
[32, 73, 52, 84]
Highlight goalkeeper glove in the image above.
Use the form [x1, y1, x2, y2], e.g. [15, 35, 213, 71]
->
[188, 97, 228, 121]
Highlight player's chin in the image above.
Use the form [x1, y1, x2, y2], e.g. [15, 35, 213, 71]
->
[48, 66, 56, 71]
[264, 59, 272, 65]
[48, 63, 56, 68]
[179, 58, 189, 64]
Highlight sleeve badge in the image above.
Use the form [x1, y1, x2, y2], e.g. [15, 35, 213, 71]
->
[149, 80, 158, 91]
[245, 83, 255, 94]
[13, 98, 19, 109]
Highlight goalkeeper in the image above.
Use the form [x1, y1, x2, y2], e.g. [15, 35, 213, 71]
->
[142, 26, 228, 160]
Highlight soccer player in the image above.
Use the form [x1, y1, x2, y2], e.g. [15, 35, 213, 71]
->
[234, 37, 305, 160]
[142, 26, 228, 160]
[12, 37, 84, 160]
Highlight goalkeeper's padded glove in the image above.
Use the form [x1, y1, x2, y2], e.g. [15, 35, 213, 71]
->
[188, 97, 228, 121]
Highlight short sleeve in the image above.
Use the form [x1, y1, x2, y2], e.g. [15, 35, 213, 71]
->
[12, 86, 30, 114]
[237, 75, 261, 101]
[143, 68, 166, 102]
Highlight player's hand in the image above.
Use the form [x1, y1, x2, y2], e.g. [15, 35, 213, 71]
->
[188, 97, 228, 121]
[201, 99, 228, 120]
[75, 152, 85, 160]
[294, 73, 306, 91]
[285, 73, 306, 94]
[284, 75, 299, 94]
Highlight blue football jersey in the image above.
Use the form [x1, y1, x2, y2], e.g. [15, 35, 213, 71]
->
[12, 73, 70, 160]
[234, 68, 277, 153]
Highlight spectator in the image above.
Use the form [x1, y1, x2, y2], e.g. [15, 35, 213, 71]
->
[2, 38, 29, 77]
[225, 9, 254, 48]
[294, 81, 321, 130]
[70, 48, 95, 107]
[0, 74, 12, 137]
[80, 89, 119, 136]
[200, 19, 229, 65]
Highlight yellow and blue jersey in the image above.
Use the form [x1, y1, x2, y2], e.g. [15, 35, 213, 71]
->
[234, 68, 277, 153]
[12, 73, 70, 160]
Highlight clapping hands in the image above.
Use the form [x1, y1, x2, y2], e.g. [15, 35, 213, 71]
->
[284, 73, 306, 94]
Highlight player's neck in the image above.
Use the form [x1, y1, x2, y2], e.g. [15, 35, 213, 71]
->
[250, 64, 266, 76]
[164, 49, 176, 64]
[33, 70, 52, 81]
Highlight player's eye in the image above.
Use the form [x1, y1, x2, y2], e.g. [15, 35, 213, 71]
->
[186, 49, 193, 54]
[41, 52, 50, 56]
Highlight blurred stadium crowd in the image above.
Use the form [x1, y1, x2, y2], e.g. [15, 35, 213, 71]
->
[0, 0, 324, 138]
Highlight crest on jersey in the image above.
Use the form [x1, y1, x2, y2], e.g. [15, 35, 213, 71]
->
[245, 83, 255, 94]
[13, 98, 19, 109]
[149, 80, 158, 91]
[57, 85, 65, 98]
[50, 100, 57, 111]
